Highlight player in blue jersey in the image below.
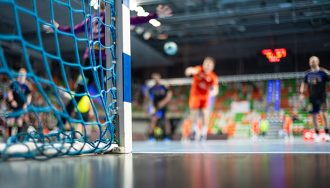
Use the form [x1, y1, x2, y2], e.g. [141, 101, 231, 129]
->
[6, 68, 32, 137]
[300, 56, 330, 142]
[148, 73, 172, 141]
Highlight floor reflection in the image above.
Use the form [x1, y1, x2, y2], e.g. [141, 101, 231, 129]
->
[133, 154, 330, 188]
[1, 154, 330, 188]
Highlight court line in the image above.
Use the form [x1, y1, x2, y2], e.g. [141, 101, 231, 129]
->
[133, 151, 330, 154]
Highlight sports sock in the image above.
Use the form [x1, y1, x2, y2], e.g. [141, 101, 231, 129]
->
[17, 127, 23, 134]
[7, 127, 12, 137]
[202, 126, 208, 136]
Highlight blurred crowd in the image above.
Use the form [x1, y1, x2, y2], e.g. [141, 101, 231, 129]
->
[132, 78, 330, 140]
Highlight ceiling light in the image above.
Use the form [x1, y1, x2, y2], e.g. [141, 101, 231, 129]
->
[135, 27, 144, 35]
[149, 19, 161, 27]
[143, 31, 152, 40]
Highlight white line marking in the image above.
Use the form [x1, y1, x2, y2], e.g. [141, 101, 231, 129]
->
[133, 151, 330, 154]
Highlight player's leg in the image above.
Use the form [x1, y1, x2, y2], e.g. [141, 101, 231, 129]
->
[190, 109, 200, 140]
[75, 112, 89, 140]
[201, 108, 210, 141]
[163, 110, 172, 141]
[311, 101, 321, 142]
[189, 96, 201, 140]
[289, 123, 294, 141]
[148, 114, 158, 140]
[16, 116, 23, 135]
[320, 101, 329, 141]
[6, 118, 14, 137]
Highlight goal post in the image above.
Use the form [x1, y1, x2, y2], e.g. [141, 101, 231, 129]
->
[106, 0, 132, 153]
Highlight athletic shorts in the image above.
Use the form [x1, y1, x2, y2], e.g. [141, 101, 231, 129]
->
[310, 98, 328, 114]
[152, 108, 167, 119]
[283, 124, 291, 133]
[76, 112, 89, 122]
[82, 112, 90, 122]
[7, 102, 23, 118]
[189, 96, 208, 109]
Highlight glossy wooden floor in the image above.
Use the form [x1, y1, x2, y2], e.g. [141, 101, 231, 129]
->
[1, 140, 330, 188]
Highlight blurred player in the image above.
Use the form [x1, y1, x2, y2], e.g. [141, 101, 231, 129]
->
[0, 79, 7, 141]
[43, 2, 172, 126]
[75, 95, 94, 140]
[259, 114, 269, 138]
[251, 119, 260, 141]
[148, 73, 172, 141]
[185, 57, 219, 141]
[300, 56, 329, 142]
[283, 114, 293, 141]
[6, 68, 32, 137]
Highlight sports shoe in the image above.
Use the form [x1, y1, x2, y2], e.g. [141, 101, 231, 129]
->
[324, 134, 330, 142]
[200, 135, 207, 142]
[163, 137, 172, 142]
[148, 137, 156, 142]
[314, 134, 321, 143]
[6, 136, 17, 144]
[194, 131, 201, 141]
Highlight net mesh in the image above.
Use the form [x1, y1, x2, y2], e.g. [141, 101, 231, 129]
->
[0, 0, 119, 159]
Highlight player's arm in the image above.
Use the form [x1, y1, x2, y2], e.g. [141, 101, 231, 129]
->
[147, 87, 153, 101]
[185, 67, 199, 77]
[58, 20, 87, 34]
[43, 18, 87, 34]
[320, 67, 329, 73]
[158, 86, 172, 109]
[88, 100, 95, 119]
[299, 74, 308, 100]
[320, 67, 330, 81]
[210, 84, 219, 97]
[7, 83, 17, 108]
[7, 89, 17, 107]
[23, 84, 32, 109]
[24, 93, 32, 109]
[131, 13, 158, 25]
[210, 76, 219, 96]
[131, 5, 172, 25]
[7, 88, 14, 103]
[299, 82, 305, 94]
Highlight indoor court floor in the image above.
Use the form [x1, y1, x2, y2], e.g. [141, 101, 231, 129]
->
[1, 140, 330, 188]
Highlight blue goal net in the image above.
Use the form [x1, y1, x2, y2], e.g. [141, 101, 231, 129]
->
[0, 0, 122, 159]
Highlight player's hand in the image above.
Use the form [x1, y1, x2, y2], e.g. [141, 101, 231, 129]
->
[42, 20, 59, 33]
[11, 101, 17, 108]
[157, 103, 164, 109]
[158, 100, 168, 109]
[210, 90, 218, 97]
[53, 20, 60, 28]
[42, 24, 54, 33]
[88, 111, 94, 119]
[156, 5, 173, 18]
[23, 104, 28, 109]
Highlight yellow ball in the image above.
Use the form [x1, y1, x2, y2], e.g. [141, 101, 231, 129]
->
[77, 96, 90, 113]
[154, 127, 163, 136]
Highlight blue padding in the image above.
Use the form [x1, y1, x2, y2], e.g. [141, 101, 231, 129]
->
[123, 53, 131, 103]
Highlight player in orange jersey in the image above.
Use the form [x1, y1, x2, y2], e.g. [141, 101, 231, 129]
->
[185, 57, 219, 141]
[283, 114, 293, 141]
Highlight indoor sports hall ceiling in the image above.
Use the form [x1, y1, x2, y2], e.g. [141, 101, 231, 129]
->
[0, 0, 330, 75]
[0, 0, 172, 68]
[132, 0, 330, 73]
